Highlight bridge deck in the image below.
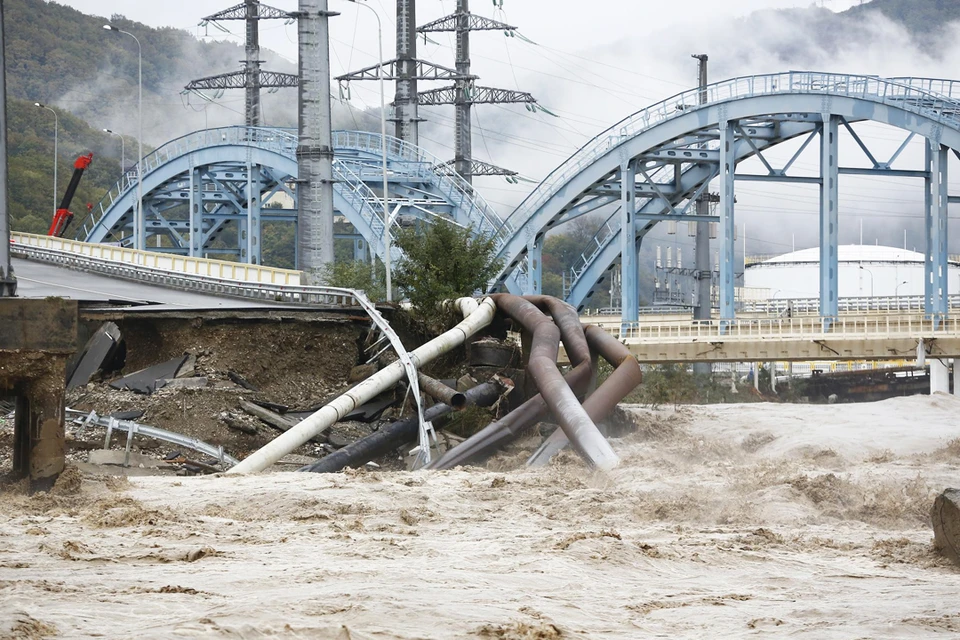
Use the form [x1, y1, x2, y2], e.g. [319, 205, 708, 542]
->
[594, 315, 960, 363]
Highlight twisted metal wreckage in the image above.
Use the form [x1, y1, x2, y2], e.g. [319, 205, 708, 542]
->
[224, 293, 642, 475]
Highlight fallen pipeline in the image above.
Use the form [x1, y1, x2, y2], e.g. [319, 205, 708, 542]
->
[301, 293, 642, 473]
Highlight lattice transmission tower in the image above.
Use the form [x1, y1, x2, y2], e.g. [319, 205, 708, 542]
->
[185, 0, 299, 126]
[337, 0, 537, 183]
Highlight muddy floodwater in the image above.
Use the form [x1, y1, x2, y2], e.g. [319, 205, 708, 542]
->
[2, 395, 960, 639]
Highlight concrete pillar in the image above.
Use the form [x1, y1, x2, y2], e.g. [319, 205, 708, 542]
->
[820, 114, 839, 327]
[1, 299, 78, 490]
[770, 362, 777, 393]
[931, 358, 950, 395]
[394, 0, 420, 144]
[296, 0, 337, 281]
[754, 362, 760, 391]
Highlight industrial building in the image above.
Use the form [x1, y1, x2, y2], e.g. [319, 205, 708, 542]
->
[744, 245, 960, 300]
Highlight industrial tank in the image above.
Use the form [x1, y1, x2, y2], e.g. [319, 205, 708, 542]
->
[744, 245, 960, 299]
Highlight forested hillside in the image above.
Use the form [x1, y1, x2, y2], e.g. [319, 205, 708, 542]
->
[842, 0, 960, 35]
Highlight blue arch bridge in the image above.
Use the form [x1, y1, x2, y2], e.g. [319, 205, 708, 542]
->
[72, 72, 960, 327]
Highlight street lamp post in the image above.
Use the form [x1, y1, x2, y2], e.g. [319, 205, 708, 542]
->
[103, 24, 143, 252]
[103, 128, 125, 173]
[34, 102, 58, 220]
[859, 265, 874, 298]
[895, 280, 909, 310]
[346, 0, 390, 300]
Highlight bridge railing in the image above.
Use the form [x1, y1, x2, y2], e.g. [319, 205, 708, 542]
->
[501, 72, 960, 247]
[11, 240, 361, 306]
[618, 314, 960, 342]
[11, 232, 302, 285]
[339, 131, 510, 242]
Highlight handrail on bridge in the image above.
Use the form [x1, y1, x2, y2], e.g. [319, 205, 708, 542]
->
[618, 314, 960, 342]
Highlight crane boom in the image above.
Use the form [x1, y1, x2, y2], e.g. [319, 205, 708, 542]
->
[48, 152, 93, 237]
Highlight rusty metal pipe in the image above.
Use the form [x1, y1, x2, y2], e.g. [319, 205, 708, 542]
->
[428, 294, 594, 470]
[417, 373, 467, 410]
[494, 294, 617, 469]
[528, 324, 642, 466]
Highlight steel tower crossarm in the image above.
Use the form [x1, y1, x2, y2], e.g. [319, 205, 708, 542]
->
[417, 12, 516, 33]
[201, 1, 295, 22]
[418, 85, 535, 106]
[185, 70, 299, 90]
[336, 59, 473, 83]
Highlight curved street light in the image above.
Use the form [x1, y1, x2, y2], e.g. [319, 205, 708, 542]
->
[103, 24, 143, 251]
[103, 128, 125, 172]
[344, 0, 390, 300]
[34, 102, 58, 219]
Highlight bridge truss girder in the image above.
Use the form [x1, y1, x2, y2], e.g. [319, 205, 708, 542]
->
[78, 129, 500, 270]
[497, 86, 960, 327]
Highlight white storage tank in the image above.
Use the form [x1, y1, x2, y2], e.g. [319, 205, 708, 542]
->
[744, 245, 960, 299]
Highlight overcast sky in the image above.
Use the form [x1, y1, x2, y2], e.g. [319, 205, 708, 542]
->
[53, 0, 960, 255]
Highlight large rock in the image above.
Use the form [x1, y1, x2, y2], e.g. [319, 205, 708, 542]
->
[932, 488, 960, 566]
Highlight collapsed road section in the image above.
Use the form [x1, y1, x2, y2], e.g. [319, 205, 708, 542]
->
[233, 294, 642, 475]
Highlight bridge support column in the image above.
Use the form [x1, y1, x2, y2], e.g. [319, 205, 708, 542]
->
[246, 162, 262, 265]
[619, 159, 639, 332]
[719, 121, 736, 322]
[352, 237, 367, 262]
[925, 139, 949, 327]
[819, 114, 839, 328]
[189, 166, 203, 258]
[525, 235, 542, 295]
[931, 358, 950, 394]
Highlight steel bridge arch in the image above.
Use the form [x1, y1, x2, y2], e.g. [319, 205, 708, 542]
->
[73, 127, 505, 266]
[492, 73, 960, 321]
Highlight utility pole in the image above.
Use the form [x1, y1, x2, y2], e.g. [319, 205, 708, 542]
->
[692, 54, 710, 376]
[296, 0, 337, 280]
[417, 0, 537, 183]
[0, 0, 14, 296]
[186, 0, 299, 127]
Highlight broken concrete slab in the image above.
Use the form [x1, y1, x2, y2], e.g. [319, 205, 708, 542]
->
[932, 488, 960, 567]
[109, 355, 189, 394]
[159, 377, 209, 390]
[67, 322, 121, 389]
[175, 354, 197, 378]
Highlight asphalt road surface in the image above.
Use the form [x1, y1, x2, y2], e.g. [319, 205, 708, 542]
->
[11, 257, 288, 310]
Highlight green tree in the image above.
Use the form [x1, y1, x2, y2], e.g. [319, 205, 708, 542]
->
[319, 259, 386, 301]
[393, 221, 503, 313]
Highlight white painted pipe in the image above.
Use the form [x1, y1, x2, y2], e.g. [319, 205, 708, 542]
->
[227, 297, 495, 474]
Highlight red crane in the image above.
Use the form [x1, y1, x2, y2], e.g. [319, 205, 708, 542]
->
[47, 152, 93, 237]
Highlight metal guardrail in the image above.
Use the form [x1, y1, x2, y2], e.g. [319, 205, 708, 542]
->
[69, 409, 240, 467]
[11, 242, 360, 306]
[11, 232, 302, 285]
[619, 314, 960, 343]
